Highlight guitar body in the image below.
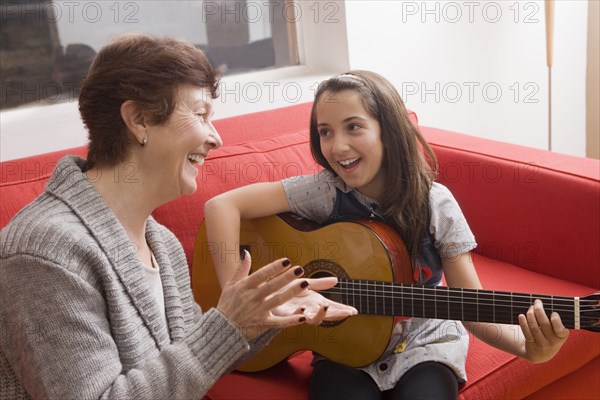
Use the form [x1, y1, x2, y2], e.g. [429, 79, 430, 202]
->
[192, 213, 412, 372]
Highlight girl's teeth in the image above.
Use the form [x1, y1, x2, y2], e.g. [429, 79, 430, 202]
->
[339, 158, 359, 167]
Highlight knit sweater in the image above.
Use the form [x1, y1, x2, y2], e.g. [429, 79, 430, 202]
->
[0, 156, 261, 399]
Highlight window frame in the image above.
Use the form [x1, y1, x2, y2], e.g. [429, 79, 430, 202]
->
[0, 0, 350, 161]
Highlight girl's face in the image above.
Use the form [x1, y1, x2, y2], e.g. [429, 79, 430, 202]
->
[145, 84, 222, 200]
[315, 89, 385, 200]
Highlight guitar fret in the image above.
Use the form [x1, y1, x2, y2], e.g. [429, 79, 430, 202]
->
[375, 283, 383, 314]
[422, 286, 426, 318]
[462, 288, 478, 322]
[344, 280, 348, 309]
[373, 281, 378, 314]
[436, 286, 450, 320]
[364, 281, 369, 315]
[476, 289, 479, 322]
[511, 292, 514, 325]
[478, 291, 494, 323]
[461, 288, 464, 322]
[493, 290, 496, 323]
[447, 286, 450, 320]
[353, 281, 357, 313]
[574, 297, 580, 329]
[401, 285, 407, 316]
[371, 281, 375, 315]
[390, 283, 394, 316]
[410, 287, 419, 317]
[433, 286, 437, 319]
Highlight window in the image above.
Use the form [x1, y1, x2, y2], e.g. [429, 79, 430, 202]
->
[0, 0, 299, 110]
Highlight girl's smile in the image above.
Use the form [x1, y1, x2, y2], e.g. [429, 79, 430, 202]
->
[315, 89, 386, 200]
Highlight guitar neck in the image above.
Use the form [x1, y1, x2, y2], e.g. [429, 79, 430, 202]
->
[320, 279, 582, 329]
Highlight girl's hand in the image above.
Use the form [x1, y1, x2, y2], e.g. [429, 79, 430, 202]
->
[519, 299, 570, 363]
[272, 280, 358, 323]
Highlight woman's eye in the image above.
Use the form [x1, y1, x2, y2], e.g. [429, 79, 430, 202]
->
[348, 123, 360, 131]
[318, 129, 330, 137]
[194, 112, 206, 121]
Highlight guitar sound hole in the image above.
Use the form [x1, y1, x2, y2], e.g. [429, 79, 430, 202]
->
[303, 259, 349, 328]
[310, 271, 334, 279]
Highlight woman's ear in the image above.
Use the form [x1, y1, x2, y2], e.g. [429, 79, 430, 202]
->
[120, 100, 147, 145]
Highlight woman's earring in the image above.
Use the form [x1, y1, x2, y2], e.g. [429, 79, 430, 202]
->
[141, 138, 147, 147]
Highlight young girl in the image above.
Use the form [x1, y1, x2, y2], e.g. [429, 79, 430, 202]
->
[204, 71, 569, 399]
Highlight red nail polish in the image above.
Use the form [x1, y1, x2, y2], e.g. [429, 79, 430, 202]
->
[294, 267, 303, 276]
[300, 280, 309, 289]
[299, 317, 306, 322]
[282, 259, 291, 267]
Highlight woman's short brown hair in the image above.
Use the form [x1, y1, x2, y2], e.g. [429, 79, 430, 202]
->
[79, 34, 219, 168]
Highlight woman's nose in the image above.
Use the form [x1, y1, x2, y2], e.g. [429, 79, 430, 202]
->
[207, 124, 223, 149]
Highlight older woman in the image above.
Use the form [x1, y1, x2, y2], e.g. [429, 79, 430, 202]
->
[0, 34, 357, 399]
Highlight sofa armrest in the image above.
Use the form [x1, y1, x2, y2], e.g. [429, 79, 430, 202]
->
[422, 126, 600, 289]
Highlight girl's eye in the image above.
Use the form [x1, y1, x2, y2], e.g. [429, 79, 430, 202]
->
[347, 123, 361, 131]
[318, 128, 330, 137]
[194, 112, 206, 122]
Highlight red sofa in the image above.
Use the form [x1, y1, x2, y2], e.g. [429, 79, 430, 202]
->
[1, 103, 599, 399]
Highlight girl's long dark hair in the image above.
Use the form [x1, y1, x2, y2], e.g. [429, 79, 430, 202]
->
[309, 71, 438, 265]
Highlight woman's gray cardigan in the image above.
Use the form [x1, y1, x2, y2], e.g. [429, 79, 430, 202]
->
[0, 156, 265, 399]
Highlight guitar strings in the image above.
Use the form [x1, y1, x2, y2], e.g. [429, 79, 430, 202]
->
[318, 283, 599, 317]
[319, 291, 596, 317]
[321, 282, 597, 304]
[322, 280, 599, 307]
[318, 287, 599, 324]
[318, 288, 598, 316]
[318, 290, 598, 314]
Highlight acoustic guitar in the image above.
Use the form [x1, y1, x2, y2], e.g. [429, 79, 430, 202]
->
[191, 213, 600, 372]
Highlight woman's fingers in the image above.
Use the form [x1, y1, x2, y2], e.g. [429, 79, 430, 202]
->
[263, 278, 310, 311]
[304, 277, 338, 291]
[220, 256, 361, 339]
[241, 257, 294, 289]
[227, 249, 253, 284]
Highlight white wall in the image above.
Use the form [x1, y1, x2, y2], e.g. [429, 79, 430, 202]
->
[344, 0, 588, 156]
[0, 0, 589, 161]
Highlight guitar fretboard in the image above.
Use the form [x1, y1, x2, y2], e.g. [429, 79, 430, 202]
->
[320, 279, 580, 328]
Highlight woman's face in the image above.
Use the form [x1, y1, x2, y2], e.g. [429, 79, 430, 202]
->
[315, 89, 385, 200]
[145, 84, 222, 199]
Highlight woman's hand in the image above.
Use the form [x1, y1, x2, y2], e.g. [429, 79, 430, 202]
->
[519, 299, 570, 363]
[216, 251, 345, 340]
[272, 282, 358, 323]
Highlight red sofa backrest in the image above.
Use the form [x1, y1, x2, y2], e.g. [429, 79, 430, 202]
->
[1, 103, 598, 289]
[423, 126, 599, 289]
